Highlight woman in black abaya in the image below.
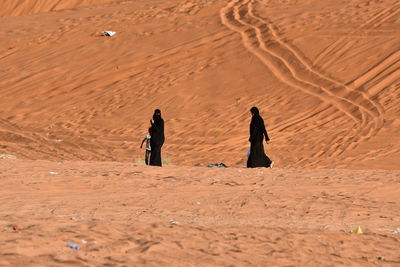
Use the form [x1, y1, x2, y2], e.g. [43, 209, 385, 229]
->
[247, 107, 273, 168]
[150, 109, 165, 166]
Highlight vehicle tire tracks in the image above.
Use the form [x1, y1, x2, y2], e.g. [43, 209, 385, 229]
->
[220, 0, 385, 159]
[314, 2, 400, 67]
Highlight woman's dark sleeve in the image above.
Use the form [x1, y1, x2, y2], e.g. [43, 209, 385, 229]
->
[262, 120, 270, 141]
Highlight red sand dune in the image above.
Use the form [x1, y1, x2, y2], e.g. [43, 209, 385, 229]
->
[0, 0, 399, 169]
[0, 0, 399, 266]
[0, 0, 116, 17]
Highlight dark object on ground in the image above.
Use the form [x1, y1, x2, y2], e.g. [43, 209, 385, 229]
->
[207, 163, 228, 168]
[101, 31, 116, 36]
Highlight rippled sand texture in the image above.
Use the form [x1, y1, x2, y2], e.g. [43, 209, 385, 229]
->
[0, 0, 399, 168]
[1, 160, 400, 266]
[1, 0, 116, 17]
[0, 1, 399, 266]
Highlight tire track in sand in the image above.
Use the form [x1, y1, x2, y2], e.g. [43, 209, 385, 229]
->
[245, 0, 388, 158]
[348, 50, 400, 97]
[220, 0, 385, 159]
[222, 5, 359, 160]
[314, 2, 400, 68]
[244, 1, 383, 150]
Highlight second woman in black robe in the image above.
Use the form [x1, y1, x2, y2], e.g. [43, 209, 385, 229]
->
[247, 107, 273, 168]
[150, 109, 165, 166]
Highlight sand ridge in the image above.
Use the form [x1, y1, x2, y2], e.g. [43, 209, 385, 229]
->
[0, 0, 118, 17]
[0, 0, 399, 168]
[0, 0, 399, 169]
[0, 0, 399, 266]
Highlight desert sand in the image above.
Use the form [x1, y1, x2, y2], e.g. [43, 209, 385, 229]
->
[0, 0, 399, 266]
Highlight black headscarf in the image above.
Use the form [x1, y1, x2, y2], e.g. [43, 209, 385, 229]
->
[250, 106, 259, 116]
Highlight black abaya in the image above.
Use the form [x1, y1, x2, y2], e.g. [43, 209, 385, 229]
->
[149, 142, 163, 166]
[247, 113, 272, 168]
[150, 112, 165, 166]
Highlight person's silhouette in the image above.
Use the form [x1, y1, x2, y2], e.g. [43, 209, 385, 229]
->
[149, 109, 165, 166]
[247, 107, 273, 168]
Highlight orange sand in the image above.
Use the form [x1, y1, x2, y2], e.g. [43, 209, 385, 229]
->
[0, 0, 399, 266]
[1, 160, 400, 266]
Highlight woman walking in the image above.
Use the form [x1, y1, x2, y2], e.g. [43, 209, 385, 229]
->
[247, 107, 273, 168]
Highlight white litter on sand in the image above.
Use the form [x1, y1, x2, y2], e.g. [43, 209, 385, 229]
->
[392, 227, 400, 234]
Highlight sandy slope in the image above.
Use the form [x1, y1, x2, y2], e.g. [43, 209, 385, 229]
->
[0, 1, 399, 265]
[1, 159, 400, 266]
[0, 0, 399, 169]
[0, 0, 400, 266]
[0, 0, 117, 17]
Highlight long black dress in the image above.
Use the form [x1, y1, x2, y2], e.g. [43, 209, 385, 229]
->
[150, 114, 165, 166]
[247, 114, 272, 168]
